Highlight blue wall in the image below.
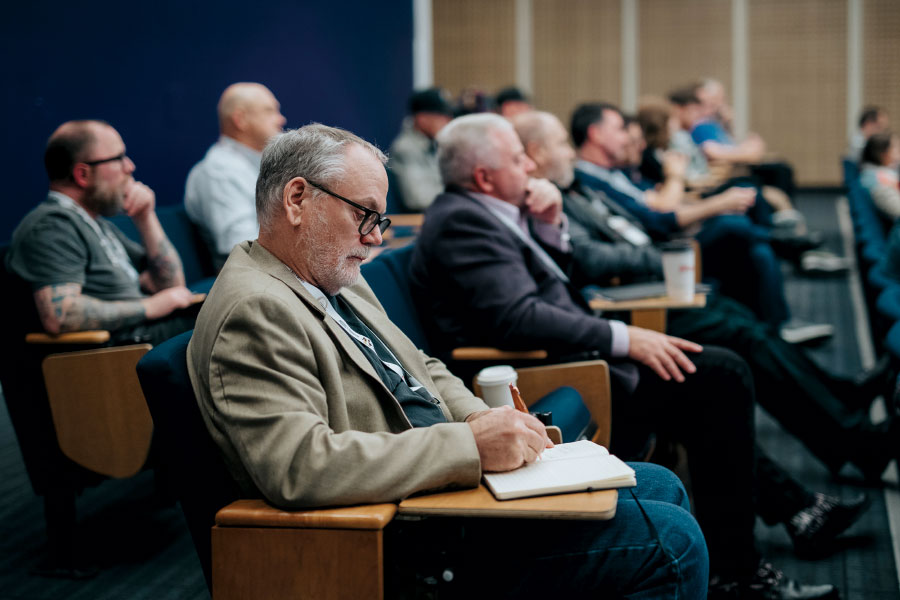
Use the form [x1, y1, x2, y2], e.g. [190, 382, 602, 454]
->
[1, 1, 413, 242]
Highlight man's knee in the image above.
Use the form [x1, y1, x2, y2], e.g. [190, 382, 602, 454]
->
[629, 462, 690, 510]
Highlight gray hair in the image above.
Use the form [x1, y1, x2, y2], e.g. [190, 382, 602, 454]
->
[436, 113, 514, 187]
[256, 123, 387, 230]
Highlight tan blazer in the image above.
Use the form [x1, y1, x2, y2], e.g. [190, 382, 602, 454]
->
[188, 241, 487, 509]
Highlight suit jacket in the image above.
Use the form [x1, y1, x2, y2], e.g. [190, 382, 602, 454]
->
[409, 187, 638, 389]
[188, 241, 486, 509]
[563, 183, 663, 285]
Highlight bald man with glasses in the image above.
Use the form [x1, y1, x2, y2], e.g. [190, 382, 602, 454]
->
[6, 119, 197, 345]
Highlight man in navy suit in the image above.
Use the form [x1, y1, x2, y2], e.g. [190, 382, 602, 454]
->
[409, 113, 837, 600]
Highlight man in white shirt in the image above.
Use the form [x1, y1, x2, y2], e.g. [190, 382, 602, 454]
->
[185, 82, 286, 269]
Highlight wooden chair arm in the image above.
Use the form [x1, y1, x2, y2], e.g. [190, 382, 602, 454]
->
[26, 330, 111, 344]
[588, 293, 706, 312]
[215, 499, 397, 530]
[451, 347, 548, 361]
[514, 360, 612, 447]
[385, 213, 425, 228]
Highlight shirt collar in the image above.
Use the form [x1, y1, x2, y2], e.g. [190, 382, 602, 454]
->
[218, 135, 262, 169]
[575, 158, 612, 179]
[469, 191, 524, 224]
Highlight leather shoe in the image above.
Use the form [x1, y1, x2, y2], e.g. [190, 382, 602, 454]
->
[786, 492, 870, 557]
[709, 561, 840, 599]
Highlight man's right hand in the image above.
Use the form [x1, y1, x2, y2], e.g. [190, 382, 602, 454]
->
[141, 286, 194, 320]
[627, 326, 702, 382]
[467, 406, 551, 472]
[712, 186, 756, 215]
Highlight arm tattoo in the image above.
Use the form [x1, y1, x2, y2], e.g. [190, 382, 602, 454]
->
[146, 236, 185, 289]
[34, 284, 146, 334]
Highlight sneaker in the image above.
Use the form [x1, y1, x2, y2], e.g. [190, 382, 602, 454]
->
[800, 251, 851, 275]
[709, 561, 840, 599]
[772, 209, 806, 230]
[780, 320, 834, 345]
[786, 492, 870, 557]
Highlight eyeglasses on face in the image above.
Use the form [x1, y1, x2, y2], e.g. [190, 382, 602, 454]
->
[82, 152, 128, 166]
[305, 179, 391, 236]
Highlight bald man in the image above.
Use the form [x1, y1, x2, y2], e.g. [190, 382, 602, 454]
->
[185, 83, 286, 269]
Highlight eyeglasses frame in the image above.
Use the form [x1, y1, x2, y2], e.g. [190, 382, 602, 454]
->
[305, 179, 391, 236]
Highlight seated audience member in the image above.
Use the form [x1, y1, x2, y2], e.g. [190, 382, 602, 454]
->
[187, 123, 709, 599]
[571, 102, 832, 342]
[514, 110, 897, 488]
[860, 131, 900, 222]
[494, 86, 534, 118]
[388, 87, 453, 211]
[635, 100, 689, 189]
[692, 78, 796, 199]
[184, 82, 286, 270]
[409, 113, 838, 598]
[5, 120, 197, 346]
[847, 106, 890, 163]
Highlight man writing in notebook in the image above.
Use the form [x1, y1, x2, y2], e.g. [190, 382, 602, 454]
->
[188, 123, 709, 598]
[408, 113, 838, 599]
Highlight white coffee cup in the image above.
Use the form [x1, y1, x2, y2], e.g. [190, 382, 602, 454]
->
[475, 365, 518, 408]
[660, 240, 695, 302]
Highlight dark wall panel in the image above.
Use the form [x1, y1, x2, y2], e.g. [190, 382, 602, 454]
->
[1, 0, 413, 241]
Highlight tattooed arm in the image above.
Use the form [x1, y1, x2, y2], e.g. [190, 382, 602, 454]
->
[34, 283, 195, 335]
[123, 182, 186, 291]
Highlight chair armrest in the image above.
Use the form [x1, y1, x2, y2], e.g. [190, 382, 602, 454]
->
[26, 330, 111, 344]
[515, 360, 612, 447]
[588, 293, 707, 312]
[451, 347, 548, 360]
[385, 213, 425, 228]
[215, 499, 397, 530]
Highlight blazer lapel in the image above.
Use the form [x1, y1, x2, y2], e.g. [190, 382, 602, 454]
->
[247, 242, 399, 407]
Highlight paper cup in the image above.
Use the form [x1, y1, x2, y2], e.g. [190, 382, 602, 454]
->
[475, 365, 518, 408]
[660, 240, 695, 302]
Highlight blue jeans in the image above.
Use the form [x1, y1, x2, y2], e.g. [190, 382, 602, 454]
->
[385, 463, 708, 599]
[698, 214, 790, 325]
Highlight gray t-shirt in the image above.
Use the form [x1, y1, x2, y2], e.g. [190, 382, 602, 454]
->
[6, 193, 146, 300]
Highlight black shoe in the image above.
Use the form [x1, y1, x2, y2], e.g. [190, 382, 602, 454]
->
[709, 562, 840, 599]
[786, 492, 870, 557]
[770, 230, 825, 262]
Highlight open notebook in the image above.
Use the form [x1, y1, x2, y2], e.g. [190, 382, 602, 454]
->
[483, 440, 636, 500]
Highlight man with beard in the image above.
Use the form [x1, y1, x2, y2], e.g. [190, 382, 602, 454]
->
[188, 123, 710, 599]
[6, 120, 196, 345]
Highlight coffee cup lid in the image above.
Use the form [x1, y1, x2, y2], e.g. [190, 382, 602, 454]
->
[659, 239, 693, 252]
[476, 365, 518, 385]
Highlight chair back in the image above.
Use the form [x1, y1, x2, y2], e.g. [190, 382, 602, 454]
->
[360, 245, 432, 353]
[136, 331, 240, 590]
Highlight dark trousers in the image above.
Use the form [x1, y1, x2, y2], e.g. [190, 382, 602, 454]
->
[112, 304, 201, 347]
[609, 346, 758, 580]
[696, 214, 790, 325]
[667, 295, 873, 472]
[751, 162, 797, 198]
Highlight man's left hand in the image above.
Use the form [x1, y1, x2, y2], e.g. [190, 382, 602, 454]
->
[524, 178, 563, 226]
[123, 181, 156, 221]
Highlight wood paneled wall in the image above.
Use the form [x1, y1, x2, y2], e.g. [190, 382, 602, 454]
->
[864, 0, 900, 133]
[431, 0, 899, 185]
[532, 0, 621, 130]
[433, 0, 516, 96]
[749, 0, 847, 184]
[638, 0, 732, 102]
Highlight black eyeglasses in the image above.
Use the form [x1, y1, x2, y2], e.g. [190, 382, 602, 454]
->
[305, 179, 391, 236]
[83, 152, 128, 166]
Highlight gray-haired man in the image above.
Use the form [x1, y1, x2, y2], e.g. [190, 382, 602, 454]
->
[187, 122, 708, 598]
